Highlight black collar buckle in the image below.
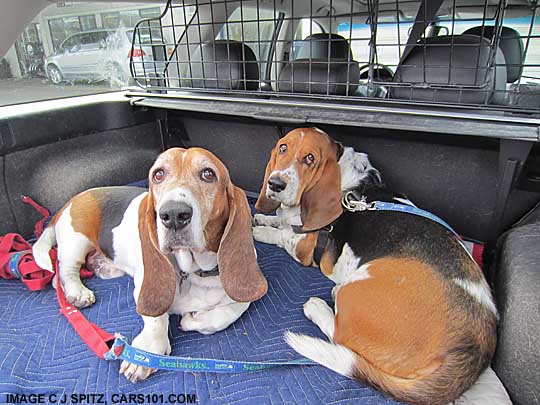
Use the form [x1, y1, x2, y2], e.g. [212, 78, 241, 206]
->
[193, 266, 220, 278]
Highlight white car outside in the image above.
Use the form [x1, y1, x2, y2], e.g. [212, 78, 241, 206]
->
[45, 28, 167, 87]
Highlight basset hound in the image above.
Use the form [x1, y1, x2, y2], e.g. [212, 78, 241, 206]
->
[253, 128, 497, 405]
[33, 147, 267, 382]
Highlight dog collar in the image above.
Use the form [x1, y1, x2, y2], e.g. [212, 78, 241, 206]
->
[194, 266, 220, 278]
[312, 226, 333, 267]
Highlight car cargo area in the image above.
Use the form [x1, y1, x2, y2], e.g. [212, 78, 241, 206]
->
[0, 93, 537, 404]
[1, 0, 539, 404]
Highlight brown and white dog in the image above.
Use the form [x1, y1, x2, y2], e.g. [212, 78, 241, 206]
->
[32, 147, 267, 382]
[253, 128, 497, 405]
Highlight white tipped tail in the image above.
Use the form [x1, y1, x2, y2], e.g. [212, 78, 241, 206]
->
[285, 329, 486, 405]
[32, 226, 56, 272]
[284, 331, 356, 378]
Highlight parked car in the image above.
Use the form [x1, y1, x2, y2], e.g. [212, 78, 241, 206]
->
[45, 28, 167, 86]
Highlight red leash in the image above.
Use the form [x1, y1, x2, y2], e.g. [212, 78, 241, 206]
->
[0, 233, 54, 290]
[0, 196, 115, 358]
[55, 271, 115, 358]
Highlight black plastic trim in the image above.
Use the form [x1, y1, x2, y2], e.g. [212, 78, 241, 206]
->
[0, 99, 154, 155]
[128, 92, 540, 142]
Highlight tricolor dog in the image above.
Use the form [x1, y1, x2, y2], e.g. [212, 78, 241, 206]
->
[33, 147, 267, 382]
[253, 128, 497, 405]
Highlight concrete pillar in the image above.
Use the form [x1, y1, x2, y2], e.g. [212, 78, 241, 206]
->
[3, 45, 22, 78]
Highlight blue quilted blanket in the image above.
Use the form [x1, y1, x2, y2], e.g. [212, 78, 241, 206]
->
[0, 195, 400, 405]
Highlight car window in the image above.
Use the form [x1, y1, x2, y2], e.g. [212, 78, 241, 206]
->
[0, 1, 173, 107]
[294, 18, 324, 41]
[60, 36, 79, 53]
[127, 29, 164, 45]
[291, 18, 324, 59]
[216, 6, 278, 79]
[338, 17, 413, 72]
[92, 31, 111, 46]
[80, 33, 97, 46]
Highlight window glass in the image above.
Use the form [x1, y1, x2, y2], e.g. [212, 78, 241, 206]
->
[0, 2, 173, 106]
[79, 33, 95, 46]
[216, 6, 278, 79]
[338, 18, 412, 71]
[121, 10, 144, 27]
[80, 15, 97, 31]
[294, 19, 324, 41]
[61, 35, 80, 52]
[291, 19, 324, 60]
[49, 17, 83, 51]
[101, 12, 120, 29]
[140, 8, 162, 19]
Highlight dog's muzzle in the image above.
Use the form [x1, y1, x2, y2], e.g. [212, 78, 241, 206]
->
[268, 175, 287, 193]
[159, 201, 193, 231]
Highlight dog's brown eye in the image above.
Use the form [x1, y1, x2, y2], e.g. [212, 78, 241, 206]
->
[279, 144, 287, 154]
[305, 154, 315, 165]
[201, 168, 216, 182]
[152, 169, 165, 183]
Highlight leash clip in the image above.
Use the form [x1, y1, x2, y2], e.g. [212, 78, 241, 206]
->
[341, 191, 376, 212]
[104, 333, 128, 361]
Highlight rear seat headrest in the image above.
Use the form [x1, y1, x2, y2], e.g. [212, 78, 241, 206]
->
[392, 34, 507, 105]
[463, 26, 524, 83]
[278, 33, 359, 96]
[294, 33, 354, 61]
[181, 40, 259, 91]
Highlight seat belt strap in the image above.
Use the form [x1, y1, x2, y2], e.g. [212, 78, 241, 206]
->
[400, 0, 445, 64]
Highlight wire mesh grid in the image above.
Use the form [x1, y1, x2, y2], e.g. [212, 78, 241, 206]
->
[129, 0, 540, 111]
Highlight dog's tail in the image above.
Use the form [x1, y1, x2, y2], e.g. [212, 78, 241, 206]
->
[284, 330, 490, 405]
[32, 226, 56, 272]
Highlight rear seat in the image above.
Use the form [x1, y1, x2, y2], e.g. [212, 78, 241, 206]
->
[391, 34, 507, 105]
[464, 25, 540, 109]
[181, 40, 259, 91]
[277, 33, 360, 95]
[494, 202, 540, 405]
[463, 26, 524, 85]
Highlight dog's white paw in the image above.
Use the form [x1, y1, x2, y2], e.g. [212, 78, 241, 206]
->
[120, 360, 156, 383]
[252, 226, 266, 242]
[180, 312, 216, 335]
[253, 214, 280, 227]
[252, 226, 279, 244]
[303, 297, 336, 340]
[179, 312, 196, 331]
[252, 213, 266, 226]
[303, 297, 329, 322]
[119, 332, 171, 383]
[64, 283, 95, 308]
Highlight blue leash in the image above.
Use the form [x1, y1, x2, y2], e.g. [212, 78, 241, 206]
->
[372, 201, 459, 237]
[105, 335, 316, 372]
[341, 191, 460, 237]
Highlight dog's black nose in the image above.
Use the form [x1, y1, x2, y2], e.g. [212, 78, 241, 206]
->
[159, 201, 193, 230]
[268, 176, 287, 193]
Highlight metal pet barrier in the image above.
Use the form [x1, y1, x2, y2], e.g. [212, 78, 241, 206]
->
[129, 0, 540, 112]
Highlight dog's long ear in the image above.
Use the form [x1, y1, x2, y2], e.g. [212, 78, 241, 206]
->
[300, 143, 343, 232]
[219, 184, 268, 302]
[335, 140, 345, 160]
[255, 146, 280, 213]
[136, 192, 177, 317]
